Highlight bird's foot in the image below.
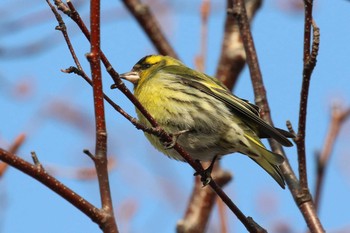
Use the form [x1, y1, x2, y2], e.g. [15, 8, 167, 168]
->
[193, 156, 218, 187]
[162, 129, 190, 149]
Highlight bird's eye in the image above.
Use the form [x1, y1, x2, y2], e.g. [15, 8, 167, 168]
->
[141, 63, 152, 69]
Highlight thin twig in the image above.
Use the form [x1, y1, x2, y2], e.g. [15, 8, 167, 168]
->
[62, 66, 161, 137]
[295, 0, 319, 191]
[47, 0, 83, 71]
[31, 151, 44, 170]
[59, 0, 160, 129]
[314, 105, 350, 212]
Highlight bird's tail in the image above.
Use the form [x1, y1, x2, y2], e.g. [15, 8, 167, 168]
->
[244, 135, 286, 188]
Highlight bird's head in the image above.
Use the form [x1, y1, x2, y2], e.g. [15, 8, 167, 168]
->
[118, 55, 183, 87]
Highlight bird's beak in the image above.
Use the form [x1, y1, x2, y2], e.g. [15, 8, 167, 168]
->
[119, 71, 140, 84]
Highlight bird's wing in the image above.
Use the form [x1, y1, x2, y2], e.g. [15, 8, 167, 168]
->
[162, 66, 293, 147]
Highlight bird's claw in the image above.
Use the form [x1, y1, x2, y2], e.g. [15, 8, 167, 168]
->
[193, 156, 217, 187]
[162, 129, 190, 149]
[194, 169, 212, 186]
[193, 156, 218, 187]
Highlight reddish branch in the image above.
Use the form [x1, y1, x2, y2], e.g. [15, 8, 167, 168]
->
[229, 0, 324, 232]
[49, 0, 118, 232]
[0, 148, 104, 224]
[314, 105, 350, 212]
[87, 0, 118, 232]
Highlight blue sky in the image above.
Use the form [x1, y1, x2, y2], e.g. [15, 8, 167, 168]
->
[1, 0, 350, 232]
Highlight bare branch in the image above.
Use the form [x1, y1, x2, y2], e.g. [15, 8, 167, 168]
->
[86, 0, 118, 232]
[0, 148, 104, 225]
[295, 1, 320, 191]
[49, 0, 119, 232]
[314, 105, 350, 212]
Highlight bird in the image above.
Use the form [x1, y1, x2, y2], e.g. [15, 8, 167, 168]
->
[115, 54, 294, 188]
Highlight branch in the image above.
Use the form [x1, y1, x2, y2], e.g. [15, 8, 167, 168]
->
[295, 3, 320, 191]
[48, 0, 118, 232]
[0, 148, 104, 225]
[229, 0, 324, 232]
[60, 0, 160, 130]
[314, 105, 350, 212]
[121, 0, 178, 58]
[50, 0, 157, 140]
[86, 0, 118, 232]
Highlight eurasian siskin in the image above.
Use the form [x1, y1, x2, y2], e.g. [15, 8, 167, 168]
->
[118, 55, 293, 188]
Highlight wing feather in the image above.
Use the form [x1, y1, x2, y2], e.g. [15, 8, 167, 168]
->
[161, 66, 293, 147]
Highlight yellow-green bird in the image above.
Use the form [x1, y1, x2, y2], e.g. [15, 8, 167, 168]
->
[118, 55, 293, 188]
